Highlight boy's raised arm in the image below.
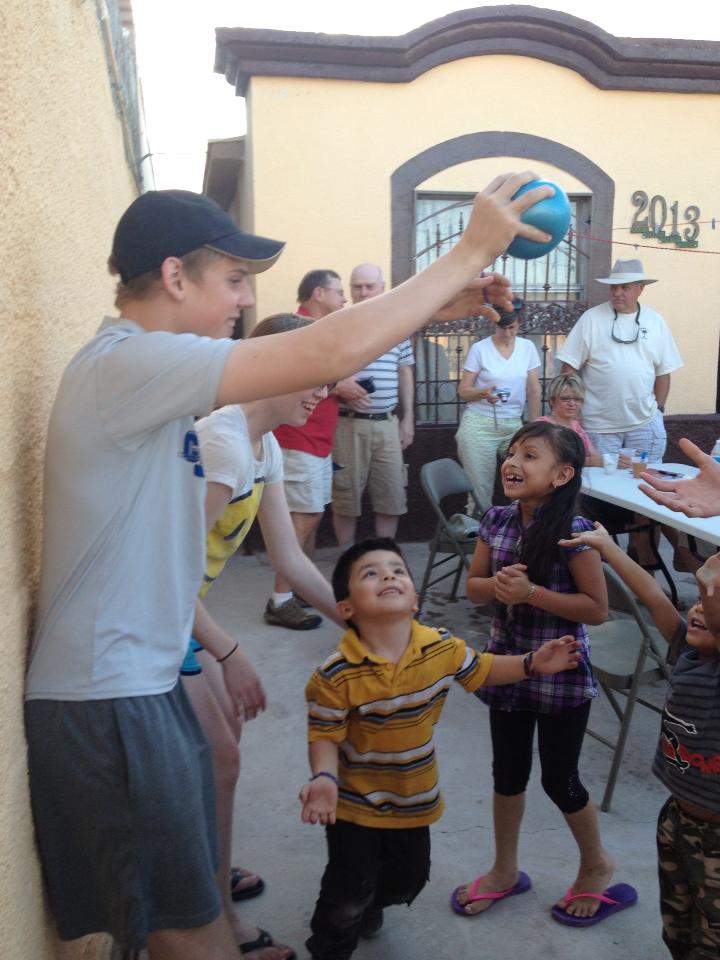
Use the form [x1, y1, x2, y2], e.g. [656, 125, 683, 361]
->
[217, 172, 553, 406]
[485, 636, 580, 685]
[696, 553, 720, 636]
[559, 523, 681, 644]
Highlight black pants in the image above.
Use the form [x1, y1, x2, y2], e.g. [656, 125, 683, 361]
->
[490, 702, 591, 813]
[307, 819, 430, 960]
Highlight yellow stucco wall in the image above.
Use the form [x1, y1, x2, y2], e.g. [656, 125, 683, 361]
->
[245, 55, 719, 414]
[1, 2, 137, 957]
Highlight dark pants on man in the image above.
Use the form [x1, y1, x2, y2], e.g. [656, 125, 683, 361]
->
[307, 819, 430, 960]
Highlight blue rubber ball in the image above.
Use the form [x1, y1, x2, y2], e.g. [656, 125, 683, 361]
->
[506, 179, 571, 260]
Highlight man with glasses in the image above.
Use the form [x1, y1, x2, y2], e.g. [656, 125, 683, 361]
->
[265, 269, 348, 629]
[556, 259, 682, 460]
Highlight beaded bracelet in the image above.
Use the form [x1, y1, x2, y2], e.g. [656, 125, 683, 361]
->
[216, 642, 238, 664]
[310, 771, 339, 785]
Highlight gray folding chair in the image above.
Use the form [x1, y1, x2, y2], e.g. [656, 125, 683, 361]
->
[417, 458, 482, 614]
[586, 564, 672, 812]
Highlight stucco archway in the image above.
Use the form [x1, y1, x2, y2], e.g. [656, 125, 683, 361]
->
[391, 131, 614, 306]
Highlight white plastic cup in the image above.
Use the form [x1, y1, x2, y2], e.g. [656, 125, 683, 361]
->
[602, 453, 618, 474]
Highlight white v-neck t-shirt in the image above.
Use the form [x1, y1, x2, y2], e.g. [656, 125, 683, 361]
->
[463, 336, 540, 419]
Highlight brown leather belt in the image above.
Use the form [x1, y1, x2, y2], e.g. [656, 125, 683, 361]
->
[338, 410, 392, 421]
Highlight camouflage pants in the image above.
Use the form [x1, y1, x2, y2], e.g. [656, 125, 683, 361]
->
[657, 796, 720, 959]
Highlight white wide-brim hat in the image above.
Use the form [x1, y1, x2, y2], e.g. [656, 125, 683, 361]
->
[596, 258, 658, 285]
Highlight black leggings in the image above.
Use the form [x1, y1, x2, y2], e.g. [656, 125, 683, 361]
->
[490, 701, 591, 814]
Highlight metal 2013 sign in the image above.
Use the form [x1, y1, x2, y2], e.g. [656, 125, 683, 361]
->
[631, 191, 700, 249]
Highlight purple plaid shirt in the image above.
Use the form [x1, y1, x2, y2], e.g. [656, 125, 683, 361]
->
[475, 502, 598, 713]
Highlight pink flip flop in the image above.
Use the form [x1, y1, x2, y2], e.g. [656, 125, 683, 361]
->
[450, 871, 532, 916]
[551, 882, 638, 927]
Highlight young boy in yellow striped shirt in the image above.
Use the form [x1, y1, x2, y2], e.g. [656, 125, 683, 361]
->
[299, 537, 580, 960]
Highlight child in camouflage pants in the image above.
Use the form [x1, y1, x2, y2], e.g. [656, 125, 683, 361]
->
[559, 527, 720, 958]
[656, 798, 720, 960]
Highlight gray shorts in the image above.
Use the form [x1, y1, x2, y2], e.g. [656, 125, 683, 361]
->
[25, 682, 221, 949]
[587, 410, 667, 462]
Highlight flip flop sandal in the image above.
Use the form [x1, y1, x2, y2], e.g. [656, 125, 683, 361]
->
[230, 867, 266, 902]
[450, 871, 532, 916]
[238, 928, 296, 959]
[551, 882, 638, 927]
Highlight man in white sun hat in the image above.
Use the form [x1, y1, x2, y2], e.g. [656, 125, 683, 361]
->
[557, 258, 682, 460]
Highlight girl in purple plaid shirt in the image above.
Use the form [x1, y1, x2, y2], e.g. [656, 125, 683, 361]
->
[451, 422, 635, 927]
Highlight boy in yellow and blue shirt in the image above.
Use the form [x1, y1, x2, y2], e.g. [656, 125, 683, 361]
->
[300, 537, 580, 960]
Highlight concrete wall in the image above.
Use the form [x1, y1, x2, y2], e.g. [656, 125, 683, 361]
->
[243, 54, 719, 415]
[1, 2, 137, 956]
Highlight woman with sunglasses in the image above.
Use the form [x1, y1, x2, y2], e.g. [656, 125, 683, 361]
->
[536, 374, 603, 466]
[456, 299, 542, 511]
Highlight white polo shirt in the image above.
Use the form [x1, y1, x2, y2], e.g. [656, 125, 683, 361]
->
[556, 302, 683, 433]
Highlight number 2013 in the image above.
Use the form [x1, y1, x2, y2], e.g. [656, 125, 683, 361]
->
[631, 190, 700, 242]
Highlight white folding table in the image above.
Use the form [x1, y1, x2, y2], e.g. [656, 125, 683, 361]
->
[581, 465, 720, 547]
[581, 464, 720, 605]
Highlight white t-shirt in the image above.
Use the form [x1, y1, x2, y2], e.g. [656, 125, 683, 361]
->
[26, 318, 233, 701]
[195, 405, 284, 595]
[463, 336, 541, 419]
[555, 302, 683, 433]
[197, 404, 283, 495]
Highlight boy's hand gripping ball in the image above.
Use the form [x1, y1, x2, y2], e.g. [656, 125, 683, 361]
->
[507, 180, 571, 260]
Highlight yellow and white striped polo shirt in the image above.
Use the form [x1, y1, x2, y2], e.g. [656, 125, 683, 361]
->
[306, 621, 493, 828]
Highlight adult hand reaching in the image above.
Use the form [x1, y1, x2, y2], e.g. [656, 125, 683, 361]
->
[639, 438, 720, 518]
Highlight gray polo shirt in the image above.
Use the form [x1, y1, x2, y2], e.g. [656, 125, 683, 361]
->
[25, 318, 233, 701]
[653, 622, 720, 813]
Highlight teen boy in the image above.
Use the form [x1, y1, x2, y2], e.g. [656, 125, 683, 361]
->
[558, 525, 720, 959]
[300, 537, 580, 960]
[24, 179, 553, 960]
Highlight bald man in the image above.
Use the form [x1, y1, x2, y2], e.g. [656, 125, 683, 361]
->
[331, 263, 415, 547]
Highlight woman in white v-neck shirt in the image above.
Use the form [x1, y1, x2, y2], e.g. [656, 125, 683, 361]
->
[456, 306, 542, 510]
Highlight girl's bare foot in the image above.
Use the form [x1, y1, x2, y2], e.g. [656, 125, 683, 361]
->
[555, 855, 615, 918]
[453, 868, 523, 916]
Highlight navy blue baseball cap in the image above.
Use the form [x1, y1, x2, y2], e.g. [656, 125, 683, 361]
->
[112, 189, 285, 282]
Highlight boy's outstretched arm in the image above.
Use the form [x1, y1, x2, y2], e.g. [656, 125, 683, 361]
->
[559, 522, 681, 644]
[217, 172, 553, 406]
[485, 636, 580, 685]
[300, 740, 339, 826]
[639, 438, 720, 519]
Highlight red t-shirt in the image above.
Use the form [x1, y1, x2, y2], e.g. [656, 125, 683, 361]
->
[273, 304, 340, 457]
